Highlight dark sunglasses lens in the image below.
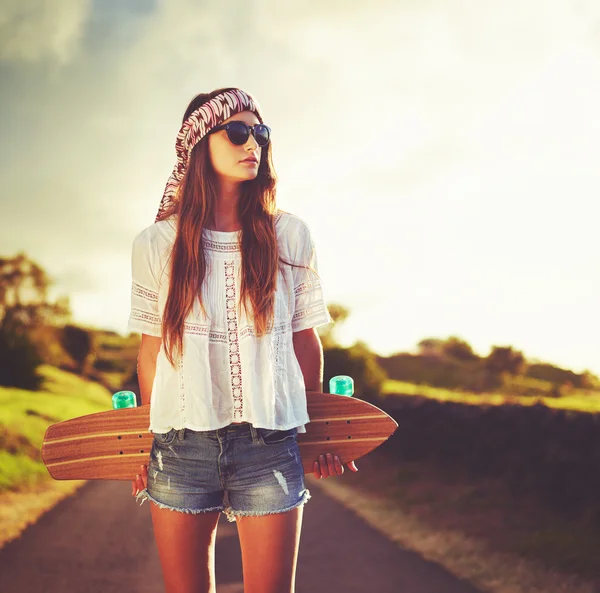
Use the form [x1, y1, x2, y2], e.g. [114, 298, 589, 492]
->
[254, 125, 270, 146]
[226, 122, 249, 145]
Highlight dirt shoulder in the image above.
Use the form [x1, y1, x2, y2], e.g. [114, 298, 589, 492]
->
[0, 480, 87, 549]
[308, 445, 600, 593]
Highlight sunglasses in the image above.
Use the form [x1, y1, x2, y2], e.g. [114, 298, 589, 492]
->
[207, 120, 271, 147]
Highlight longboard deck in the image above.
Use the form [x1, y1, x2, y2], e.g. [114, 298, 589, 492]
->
[42, 391, 398, 480]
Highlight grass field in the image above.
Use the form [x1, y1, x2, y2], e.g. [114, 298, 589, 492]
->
[381, 379, 600, 413]
[0, 365, 112, 492]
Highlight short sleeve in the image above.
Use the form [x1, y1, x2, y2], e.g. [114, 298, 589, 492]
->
[127, 230, 162, 337]
[290, 221, 334, 333]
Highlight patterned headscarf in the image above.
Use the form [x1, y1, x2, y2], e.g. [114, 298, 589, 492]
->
[155, 88, 264, 222]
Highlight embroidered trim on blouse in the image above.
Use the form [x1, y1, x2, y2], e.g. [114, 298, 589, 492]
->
[200, 212, 283, 254]
[292, 303, 328, 324]
[225, 260, 244, 420]
[209, 331, 227, 343]
[202, 239, 241, 253]
[239, 326, 255, 339]
[183, 322, 209, 336]
[274, 333, 282, 372]
[294, 279, 320, 295]
[179, 353, 186, 422]
[132, 281, 158, 302]
[272, 319, 292, 334]
[130, 309, 161, 327]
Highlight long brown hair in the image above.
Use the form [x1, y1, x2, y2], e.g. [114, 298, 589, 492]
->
[157, 87, 309, 367]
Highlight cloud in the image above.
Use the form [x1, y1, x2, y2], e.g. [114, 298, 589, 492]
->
[0, 0, 92, 65]
[2, 0, 600, 372]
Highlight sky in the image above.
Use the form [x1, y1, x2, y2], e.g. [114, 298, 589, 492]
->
[1, 0, 599, 375]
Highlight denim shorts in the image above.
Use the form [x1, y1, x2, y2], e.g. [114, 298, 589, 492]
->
[134, 422, 311, 522]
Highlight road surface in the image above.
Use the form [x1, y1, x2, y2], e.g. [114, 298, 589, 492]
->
[0, 476, 482, 592]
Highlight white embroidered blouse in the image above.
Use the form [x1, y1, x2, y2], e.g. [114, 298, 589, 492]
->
[127, 210, 333, 434]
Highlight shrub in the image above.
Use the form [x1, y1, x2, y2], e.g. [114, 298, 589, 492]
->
[0, 327, 43, 390]
[59, 324, 95, 375]
[324, 341, 388, 401]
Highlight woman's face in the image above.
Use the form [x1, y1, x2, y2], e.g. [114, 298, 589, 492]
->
[207, 110, 263, 184]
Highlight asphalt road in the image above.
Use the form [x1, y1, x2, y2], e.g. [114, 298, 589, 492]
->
[0, 477, 482, 592]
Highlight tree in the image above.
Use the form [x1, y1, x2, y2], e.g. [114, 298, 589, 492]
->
[318, 302, 350, 349]
[0, 252, 72, 388]
[417, 338, 445, 358]
[60, 324, 95, 376]
[442, 336, 479, 361]
[485, 346, 526, 376]
[0, 323, 43, 390]
[580, 370, 599, 390]
[324, 340, 388, 402]
[0, 252, 71, 327]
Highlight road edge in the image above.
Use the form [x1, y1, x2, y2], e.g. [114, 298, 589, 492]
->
[306, 474, 598, 593]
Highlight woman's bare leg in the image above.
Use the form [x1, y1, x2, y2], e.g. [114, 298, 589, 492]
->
[236, 505, 304, 593]
[150, 504, 221, 593]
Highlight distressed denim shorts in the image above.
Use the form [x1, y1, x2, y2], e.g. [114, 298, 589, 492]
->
[134, 422, 311, 522]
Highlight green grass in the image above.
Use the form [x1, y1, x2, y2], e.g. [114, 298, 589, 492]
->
[0, 365, 112, 492]
[0, 451, 49, 490]
[381, 379, 600, 414]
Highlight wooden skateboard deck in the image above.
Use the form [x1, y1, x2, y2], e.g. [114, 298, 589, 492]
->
[42, 391, 398, 480]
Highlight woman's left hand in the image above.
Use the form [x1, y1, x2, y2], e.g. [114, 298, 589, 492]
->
[313, 453, 358, 478]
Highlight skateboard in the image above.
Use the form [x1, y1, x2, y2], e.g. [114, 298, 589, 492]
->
[41, 391, 398, 480]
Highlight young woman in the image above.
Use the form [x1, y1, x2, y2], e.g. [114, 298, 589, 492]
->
[128, 87, 358, 593]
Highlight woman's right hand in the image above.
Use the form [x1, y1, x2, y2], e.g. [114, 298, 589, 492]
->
[132, 464, 148, 496]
